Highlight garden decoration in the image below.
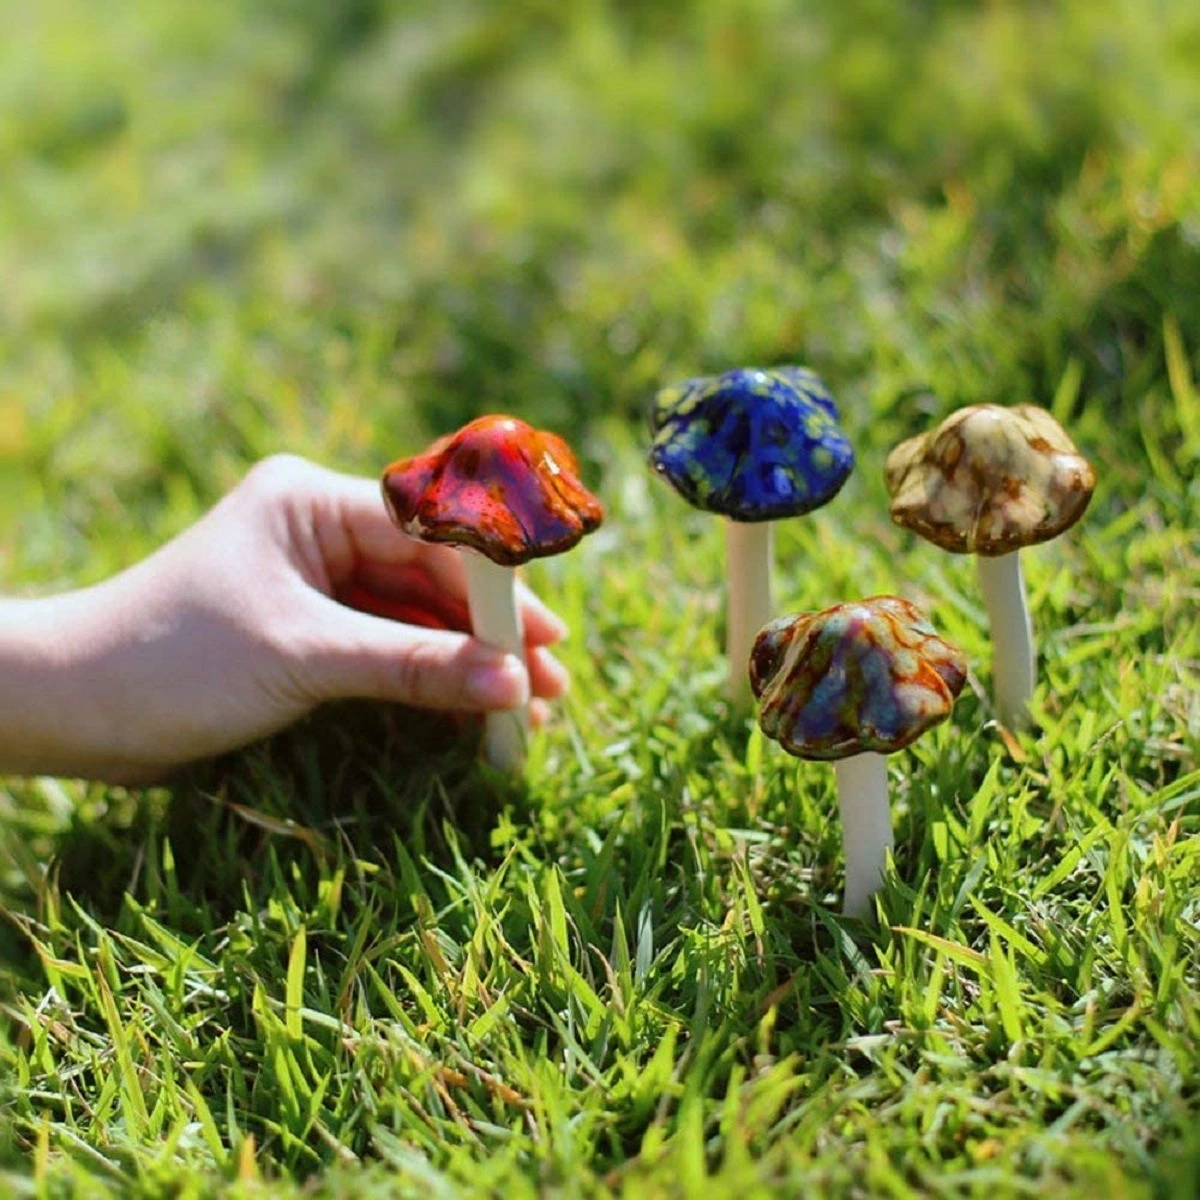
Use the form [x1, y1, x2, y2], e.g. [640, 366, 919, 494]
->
[649, 366, 855, 705]
[884, 404, 1094, 729]
[750, 595, 967, 917]
[382, 415, 603, 771]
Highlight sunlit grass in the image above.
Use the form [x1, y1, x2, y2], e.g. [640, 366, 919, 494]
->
[1, 0, 1198, 1194]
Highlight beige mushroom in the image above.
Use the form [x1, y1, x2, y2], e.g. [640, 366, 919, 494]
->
[885, 404, 1095, 728]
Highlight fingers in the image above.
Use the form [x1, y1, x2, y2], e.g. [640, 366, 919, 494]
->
[517, 579, 572, 646]
[350, 560, 569, 646]
[300, 466, 570, 647]
[305, 599, 529, 711]
[339, 577, 469, 632]
[302, 596, 570, 711]
[324, 469, 424, 571]
[281, 466, 573, 712]
[528, 645, 570, 700]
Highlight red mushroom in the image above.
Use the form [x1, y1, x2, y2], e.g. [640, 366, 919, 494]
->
[382, 415, 603, 770]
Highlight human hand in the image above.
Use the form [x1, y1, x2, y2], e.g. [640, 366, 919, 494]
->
[0, 455, 570, 784]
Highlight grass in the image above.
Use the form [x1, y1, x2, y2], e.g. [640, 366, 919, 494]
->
[1, 0, 1198, 1194]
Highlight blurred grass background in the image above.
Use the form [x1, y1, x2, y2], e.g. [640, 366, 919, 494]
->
[1, 0, 1198, 1193]
[2, 0, 1197, 581]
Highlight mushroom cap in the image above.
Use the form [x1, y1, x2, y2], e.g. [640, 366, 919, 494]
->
[381, 415, 604, 567]
[648, 366, 855, 522]
[884, 404, 1095, 556]
[750, 595, 967, 760]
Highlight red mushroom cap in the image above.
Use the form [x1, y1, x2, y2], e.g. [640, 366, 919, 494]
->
[381, 415, 604, 567]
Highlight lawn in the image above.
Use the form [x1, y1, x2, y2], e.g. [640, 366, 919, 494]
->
[1, 0, 1198, 1195]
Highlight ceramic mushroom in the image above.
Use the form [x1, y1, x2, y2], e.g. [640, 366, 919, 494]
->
[649, 366, 855, 705]
[382, 415, 603, 771]
[884, 404, 1095, 729]
[750, 596, 967, 917]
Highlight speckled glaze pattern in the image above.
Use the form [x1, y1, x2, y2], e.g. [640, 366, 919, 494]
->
[750, 596, 967, 760]
[648, 366, 855, 521]
[885, 404, 1095, 556]
[381, 415, 604, 567]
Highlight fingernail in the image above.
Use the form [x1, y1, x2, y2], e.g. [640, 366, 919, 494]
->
[545, 612, 570, 642]
[466, 654, 530, 709]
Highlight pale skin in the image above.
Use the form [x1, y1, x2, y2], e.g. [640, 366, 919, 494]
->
[0, 455, 570, 785]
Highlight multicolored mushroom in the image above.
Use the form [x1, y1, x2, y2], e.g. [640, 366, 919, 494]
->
[751, 596, 967, 917]
[649, 366, 855, 704]
[885, 404, 1095, 729]
[382, 415, 603, 770]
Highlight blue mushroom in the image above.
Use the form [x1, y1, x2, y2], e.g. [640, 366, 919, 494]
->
[647, 366, 855, 704]
[648, 367, 854, 522]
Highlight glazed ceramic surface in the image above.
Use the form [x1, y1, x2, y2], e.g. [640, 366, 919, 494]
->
[751, 595, 967, 760]
[649, 366, 854, 521]
[885, 404, 1095, 555]
[382, 415, 604, 566]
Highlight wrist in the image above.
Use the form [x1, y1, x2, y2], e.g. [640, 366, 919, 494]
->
[0, 583, 146, 781]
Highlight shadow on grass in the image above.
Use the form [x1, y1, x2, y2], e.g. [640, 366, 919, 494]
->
[46, 701, 531, 933]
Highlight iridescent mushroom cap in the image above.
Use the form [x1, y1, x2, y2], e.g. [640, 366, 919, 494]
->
[884, 404, 1095, 556]
[648, 366, 855, 522]
[381, 415, 604, 567]
[750, 596, 967, 760]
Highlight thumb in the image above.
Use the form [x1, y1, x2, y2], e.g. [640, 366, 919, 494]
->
[301, 596, 530, 712]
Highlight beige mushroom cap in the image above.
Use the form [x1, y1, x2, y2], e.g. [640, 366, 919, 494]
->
[884, 404, 1096, 556]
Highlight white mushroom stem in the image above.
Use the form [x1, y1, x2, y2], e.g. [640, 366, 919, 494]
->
[725, 519, 774, 706]
[462, 551, 528, 772]
[976, 552, 1035, 729]
[833, 752, 892, 918]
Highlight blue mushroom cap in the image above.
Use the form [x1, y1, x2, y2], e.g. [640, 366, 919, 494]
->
[648, 366, 855, 521]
